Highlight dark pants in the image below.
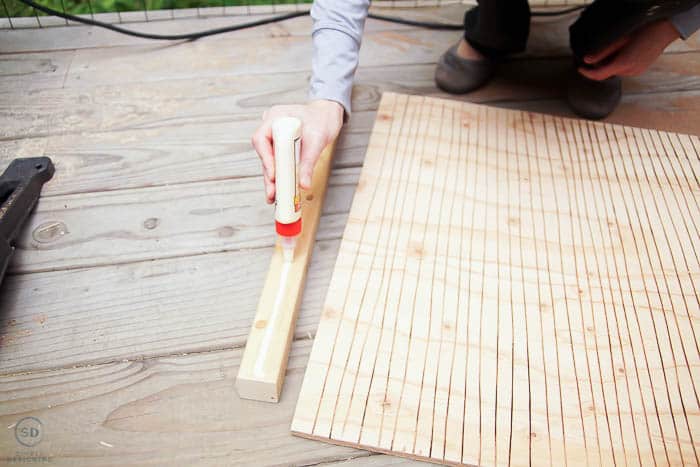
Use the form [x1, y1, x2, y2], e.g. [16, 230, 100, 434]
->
[464, 0, 700, 61]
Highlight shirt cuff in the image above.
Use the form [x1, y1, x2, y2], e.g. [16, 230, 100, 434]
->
[309, 28, 359, 118]
[670, 4, 700, 39]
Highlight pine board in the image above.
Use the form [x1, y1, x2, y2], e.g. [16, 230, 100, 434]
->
[292, 92, 700, 466]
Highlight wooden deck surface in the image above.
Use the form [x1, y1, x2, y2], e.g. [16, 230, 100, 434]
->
[0, 5, 698, 466]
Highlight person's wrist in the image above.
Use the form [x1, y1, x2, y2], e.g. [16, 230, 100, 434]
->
[309, 99, 343, 117]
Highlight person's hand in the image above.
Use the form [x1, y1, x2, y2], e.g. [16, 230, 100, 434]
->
[251, 99, 344, 204]
[578, 19, 681, 81]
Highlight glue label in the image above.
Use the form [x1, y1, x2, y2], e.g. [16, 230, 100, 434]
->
[272, 117, 302, 226]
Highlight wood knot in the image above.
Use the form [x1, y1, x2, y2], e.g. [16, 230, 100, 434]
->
[323, 307, 339, 319]
[32, 314, 47, 325]
[143, 217, 160, 230]
[378, 113, 392, 121]
[255, 320, 267, 329]
[409, 242, 424, 258]
[32, 221, 69, 243]
[217, 226, 237, 237]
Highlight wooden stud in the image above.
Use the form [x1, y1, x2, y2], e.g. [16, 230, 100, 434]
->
[236, 140, 336, 403]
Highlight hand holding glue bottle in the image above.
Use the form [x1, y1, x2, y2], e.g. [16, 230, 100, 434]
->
[252, 101, 344, 262]
[272, 117, 302, 262]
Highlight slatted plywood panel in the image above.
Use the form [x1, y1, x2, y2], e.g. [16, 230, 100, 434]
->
[292, 92, 700, 466]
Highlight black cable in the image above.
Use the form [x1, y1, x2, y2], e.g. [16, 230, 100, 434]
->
[14, 0, 587, 40]
[367, 12, 463, 30]
[368, 5, 586, 29]
[16, 0, 308, 40]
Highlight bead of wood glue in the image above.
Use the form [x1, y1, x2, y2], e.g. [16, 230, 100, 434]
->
[272, 117, 302, 262]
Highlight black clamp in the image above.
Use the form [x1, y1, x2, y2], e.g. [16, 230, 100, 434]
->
[0, 157, 55, 283]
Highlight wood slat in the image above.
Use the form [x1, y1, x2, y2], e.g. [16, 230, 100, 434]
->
[291, 92, 700, 466]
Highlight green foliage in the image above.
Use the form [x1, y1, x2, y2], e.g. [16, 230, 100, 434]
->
[3, 0, 310, 18]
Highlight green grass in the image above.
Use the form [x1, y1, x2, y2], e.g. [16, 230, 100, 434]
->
[3, 0, 310, 18]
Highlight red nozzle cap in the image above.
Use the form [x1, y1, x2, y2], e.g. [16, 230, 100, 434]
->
[276, 218, 302, 237]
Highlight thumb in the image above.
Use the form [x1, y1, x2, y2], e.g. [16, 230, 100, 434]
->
[299, 130, 328, 189]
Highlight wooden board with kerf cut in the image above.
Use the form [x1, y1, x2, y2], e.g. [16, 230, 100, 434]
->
[291, 92, 700, 466]
[236, 141, 336, 403]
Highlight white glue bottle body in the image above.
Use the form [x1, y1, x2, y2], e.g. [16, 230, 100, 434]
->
[272, 117, 302, 262]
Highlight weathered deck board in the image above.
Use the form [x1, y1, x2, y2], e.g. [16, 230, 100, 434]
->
[0, 50, 75, 92]
[2, 56, 699, 210]
[4, 52, 700, 141]
[2, 5, 696, 57]
[4, 20, 698, 96]
[10, 167, 356, 273]
[0, 7, 452, 54]
[0, 115, 374, 195]
[0, 339, 390, 466]
[0, 29, 457, 93]
[0, 239, 342, 374]
[0, 15, 315, 54]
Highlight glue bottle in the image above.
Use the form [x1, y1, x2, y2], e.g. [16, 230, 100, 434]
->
[272, 117, 302, 262]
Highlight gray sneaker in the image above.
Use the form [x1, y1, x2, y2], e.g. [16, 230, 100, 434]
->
[566, 70, 622, 120]
[435, 43, 495, 95]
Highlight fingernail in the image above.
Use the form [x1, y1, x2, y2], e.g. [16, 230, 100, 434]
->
[301, 175, 311, 188]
